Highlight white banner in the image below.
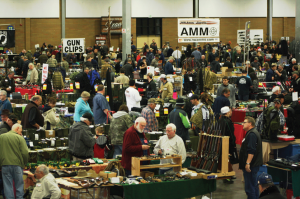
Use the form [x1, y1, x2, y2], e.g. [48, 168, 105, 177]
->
[178, 18, 220, 40]
[178, 38, 220, 43]
[42, 64, 48, 83]
[62, 38, 85, 53]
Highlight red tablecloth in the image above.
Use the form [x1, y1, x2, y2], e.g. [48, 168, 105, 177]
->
[56, 89, 73, 93]
[15, 87, 39, 95]
[234, 123, 247, 145]
[231, 110, 246, 123]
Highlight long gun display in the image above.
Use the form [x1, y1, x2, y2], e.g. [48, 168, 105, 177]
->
[209, 123, 224, 172]
[198, 121, 216, 169]
[195, 118, 213, 168]
[203, 123, 220, 170]
[190, 128, 204, 167]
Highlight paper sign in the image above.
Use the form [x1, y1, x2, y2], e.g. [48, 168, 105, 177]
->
[70, 83, 73, 90]
[117, 47, 119, 51]
[43, 84, 47, 90]
[41, 64, 48, 84]
[35, 134, 39, 140]
[51, 140, 55, 147]
[106, 95, 109, 102]
[35, 44, 39, 48]
[62, 38, 85, 53]
[48, 130, 53, 135]
[122, 29, 126, 33]
[189, 77, 193, 81]
[147, 66, 155, 75]
[95, 85, 98, 91]
[29, 142, 33, 147]
[75, 82, 80, 89]
[292, 92, 298, 101]
[164, 108, 168, 115]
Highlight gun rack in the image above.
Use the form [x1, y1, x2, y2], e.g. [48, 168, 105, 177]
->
[131, 155, 182, 176]
[202, 135, 235, 179]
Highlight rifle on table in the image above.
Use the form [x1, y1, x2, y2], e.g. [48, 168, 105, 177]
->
[190, 128, 204, 167]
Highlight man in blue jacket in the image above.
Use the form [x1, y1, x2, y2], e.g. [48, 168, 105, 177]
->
[0, 90, 12, 121]
[212, 88, 231, 120]
[266, 64, 276, 87]
[165, 58, 174, 75]
[93, 85, 112, 124]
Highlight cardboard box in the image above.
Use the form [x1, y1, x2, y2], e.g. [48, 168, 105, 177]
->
[99, 171, 117, 179]
[45, 130, 55, 138]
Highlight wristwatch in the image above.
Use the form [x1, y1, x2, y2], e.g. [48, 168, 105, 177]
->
[246, 163, 250, 165]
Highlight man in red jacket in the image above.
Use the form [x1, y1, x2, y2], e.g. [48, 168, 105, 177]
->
[121, 117, 150, 176]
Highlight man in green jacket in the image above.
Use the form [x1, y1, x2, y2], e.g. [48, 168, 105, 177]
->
[0, 123, 28, 199]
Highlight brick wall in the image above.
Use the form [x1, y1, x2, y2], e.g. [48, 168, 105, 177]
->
[1, 17, 296, 54]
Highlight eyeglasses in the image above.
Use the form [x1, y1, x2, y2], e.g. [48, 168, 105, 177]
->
[242, 122, 249, 124]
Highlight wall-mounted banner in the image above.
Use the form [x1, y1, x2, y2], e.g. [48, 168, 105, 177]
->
[178, 18, 220, 42]
[62, 38, 85, 53]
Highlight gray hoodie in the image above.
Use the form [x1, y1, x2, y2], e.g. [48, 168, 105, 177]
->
[216, 84, 236, 108]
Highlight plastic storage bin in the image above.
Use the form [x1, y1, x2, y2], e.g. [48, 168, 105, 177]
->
[278, 144, 300, 159]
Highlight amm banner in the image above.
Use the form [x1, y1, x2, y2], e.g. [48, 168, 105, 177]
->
[0, 30, 15, 47]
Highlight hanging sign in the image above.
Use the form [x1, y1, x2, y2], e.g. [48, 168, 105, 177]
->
[62, 38, 85, 53]
[41, 64, 48, 84]
[178, 18, 220, 43]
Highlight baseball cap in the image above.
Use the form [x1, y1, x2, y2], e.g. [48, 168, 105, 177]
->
[160, 74, 166, 79]
[221, 106, 230, 114]
[292, 71, 299, 75]
[254, 57, 259, 61]
[273, 98, 281, 104]
[82, 112, 93, 122]
[258, 172, 273, 185]
[148, 98, 156, 104]
[154, 68, 160, 73]
[176, 98, 185, 105]
[282, 90, 288, 94]
[190, 94, 199, 100]
[8, 114, 18, 124]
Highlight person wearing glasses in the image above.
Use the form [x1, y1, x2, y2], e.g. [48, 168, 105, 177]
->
[239, 116, 263, 199]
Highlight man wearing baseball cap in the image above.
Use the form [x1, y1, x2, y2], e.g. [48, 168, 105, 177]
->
[69, 112, 97, 161]
[258, 172, 285, 199]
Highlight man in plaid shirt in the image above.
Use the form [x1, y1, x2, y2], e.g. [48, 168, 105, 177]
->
[141, 98, 158, 133]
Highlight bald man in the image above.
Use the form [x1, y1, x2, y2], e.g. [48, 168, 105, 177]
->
[121, 117, 150, 176]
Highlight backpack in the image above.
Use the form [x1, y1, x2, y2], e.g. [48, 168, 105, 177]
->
[52, 71, 64, 89]
[69, 71, 79, 84]
[42, 78, 53, 95]
[262, 107, 281, 140]
[88, 70, 101, 87]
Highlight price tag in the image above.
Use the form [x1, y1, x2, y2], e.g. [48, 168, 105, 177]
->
[29, 142, 33, 147]
[106, 95, 109, 102]
[95, 85, 98, 91]
[259, 82, 263, 86]
[293, 92, 298, 101]
[120, 84, 122, 89]
[35, 134, 39, 140]
[70, 83, 73, 90]
[42, 84, 47, 90]
[48, 130, 53, 135]
[189, 77, 193, 81]
[155, 110, 160, 117]
[75, 82, 80, 89]
[51, 140, 55, 147]
[164, 108, 168, 115]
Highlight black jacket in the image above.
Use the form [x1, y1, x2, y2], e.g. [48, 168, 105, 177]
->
[239, 127, 263, 169]
[169, 107, 190, 142]
[123, 63, 134, 79]
[259, 185, 285, 199]
[0, 122, 11, 135]
[224, 52, 232, 62]
[211, 60, 221, 73]
[223, 61, 233, 69]
[1, 76, 15, 96]
[218, 116, 236, 154]
[147, 80, 156, 92]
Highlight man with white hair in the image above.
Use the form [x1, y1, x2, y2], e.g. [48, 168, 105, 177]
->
[0, 123, 28, 199]
[0, 90, 12, 121]
[153, 123, 186, 175]
[31, 164, 61, 199]
[46, 54, 58, 69]
[268, 86, 281, 103]
[164, 57, 174, 75]
[121, 117, 150, 176]
[69, 112, 96, 161]
[26, 63, 38, 84]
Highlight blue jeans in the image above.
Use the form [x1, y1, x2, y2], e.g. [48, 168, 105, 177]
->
[236, 62, 242, 67]
[2, 165, 24, 199]
[243, 166, 259, 199]
[159, 168, 173, 175]
[113, 145, 123, 159]
[238, 94, 249, 101]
